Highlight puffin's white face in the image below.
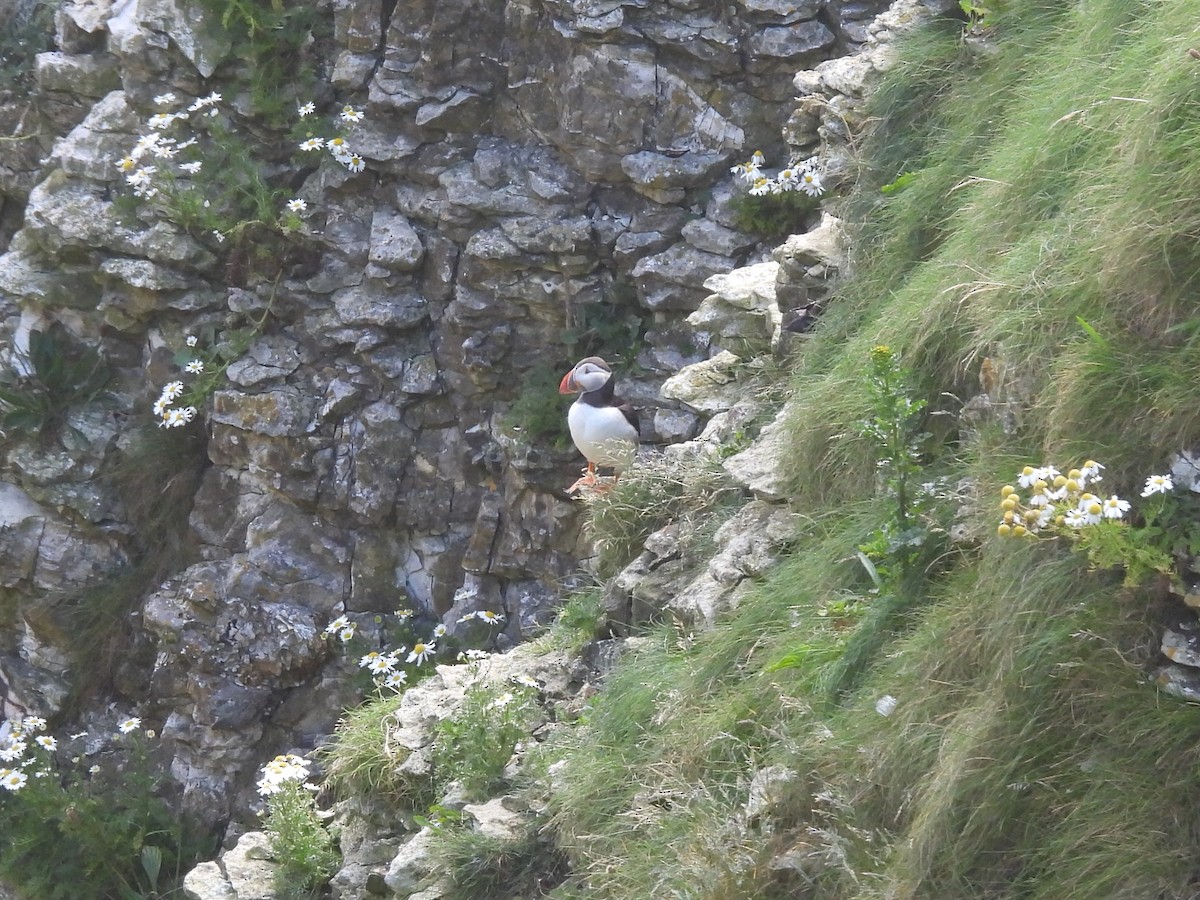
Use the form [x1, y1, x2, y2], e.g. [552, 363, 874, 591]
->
[560, 358, 613, 395]
[571, 361, 611, 392]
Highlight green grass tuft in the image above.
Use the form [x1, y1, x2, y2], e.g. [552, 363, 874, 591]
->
[582, 450, 742, 578]
[428, 820, 569, 900]
[321, 693, 433, 807]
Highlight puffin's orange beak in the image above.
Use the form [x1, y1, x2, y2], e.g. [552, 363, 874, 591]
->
[559, 370, 576, 394]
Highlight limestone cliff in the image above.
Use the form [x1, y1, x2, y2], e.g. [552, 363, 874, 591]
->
[0, 0, 932, 838]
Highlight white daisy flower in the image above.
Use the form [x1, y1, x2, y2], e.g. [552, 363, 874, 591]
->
[407, 642, 436, 665]
[1142, 474, 1174, 496]
[1102, 495, 1130, 519]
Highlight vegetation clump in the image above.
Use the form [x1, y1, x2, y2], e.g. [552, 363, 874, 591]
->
[0, 715, 207, 899]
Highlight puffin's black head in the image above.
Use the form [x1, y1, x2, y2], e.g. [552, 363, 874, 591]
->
[559, 357, 612, 394]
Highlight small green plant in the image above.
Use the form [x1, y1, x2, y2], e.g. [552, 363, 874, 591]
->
[0, 715, 204, 900]
[728, 191, 822, 238]
[194, 0, 327, 124]
[61, 420, 209, 707]
[0, 0, 54, 87]
[542, 586, 606, 650]
[960, 0, 1004, 31]
[116, 93, 368, 254]
[503, 362, 574, 447]
[0, 325, 112, 440]
[322, 692, 431, 804]
[880, 170, 919, 195]
[262, 780, 339, 900]
[412, 802, 466, 830]
[856, 344, 933, 582]
[584, 451, 742, 578]
[996, 461, 1194, 586]
[727, 150, 826, 237]
[431, 682, 539, 801]
[562, 301, 647, 370]
[429, 819, 570, 900]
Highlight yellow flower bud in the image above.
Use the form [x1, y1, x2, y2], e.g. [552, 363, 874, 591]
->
[1021, 466, 1035, 477]
[1065, 479, 1080, 492]
[1086, 501, 1102, 516]
[1003, 511, 1015, 524]
[1013, 525, 1028, 537]
[997, 524, 1012, 537]
[1053, 475, 1067, 488]
[1084, 460, 1098, 470]
[1080, 492, 1094, 502]
[1001, 497, 1018, 511]
[1034, 479, 1047, 491]
[1001, 485, 1015, 498]
[1055, 515, 1065, 526]
[1068, 469, 1082, 480]
[1024, 509, 1041, 524]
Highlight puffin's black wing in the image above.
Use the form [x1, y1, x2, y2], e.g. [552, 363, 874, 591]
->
[616, 397, 639, 434]
[579, 371, 639, 434]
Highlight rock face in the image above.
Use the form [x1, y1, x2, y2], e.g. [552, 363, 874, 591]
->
[0, 0, 936, 855]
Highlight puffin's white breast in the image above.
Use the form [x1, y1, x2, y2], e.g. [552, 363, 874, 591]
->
[567, 401, 638, 471]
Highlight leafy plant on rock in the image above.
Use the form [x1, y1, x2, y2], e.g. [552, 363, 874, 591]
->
[263, 780, 340, 900]
[0, 325, 112, 442]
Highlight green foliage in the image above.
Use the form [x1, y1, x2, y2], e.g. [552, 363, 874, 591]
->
[856, 344, 934, 581]
[263, 780, 339, 900]
[322, 692, 430, 804]
[539, 587, 606, 651]
[431, 684, 539, 801]
[960, 0, 1004, 31]
[562, 300, 647, 370]
[176, 320, 266, 410]
[0, 731, 205, 899]
[1069, 518, 1175, 586]
[0, 326, 111, 440]
[583, 450, 742, 579]
[503, 363, 574, 447]
[728, 190, 819, 239]
[192, 0, 325, 124]
[879, 170, 918, 195]
[122, 114, 302, 264]
[430, 819, 569, 900]
[0, 0, 55, 87]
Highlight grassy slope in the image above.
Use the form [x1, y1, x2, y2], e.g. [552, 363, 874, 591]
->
[538, 2, 1200, 898]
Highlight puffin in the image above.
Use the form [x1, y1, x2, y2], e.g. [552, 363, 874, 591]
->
[558, 356, 640, 492]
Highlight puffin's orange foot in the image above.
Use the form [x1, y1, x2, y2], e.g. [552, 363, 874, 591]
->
[567, 472, 599, 494]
